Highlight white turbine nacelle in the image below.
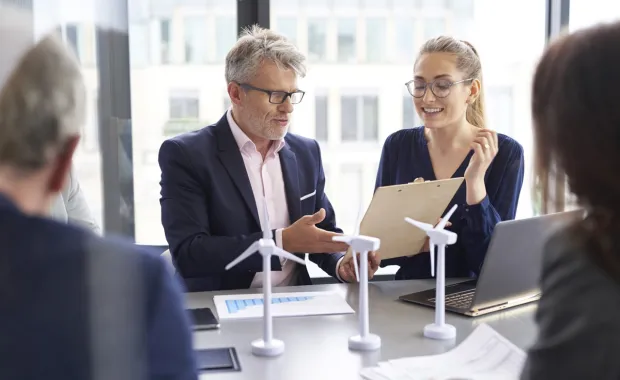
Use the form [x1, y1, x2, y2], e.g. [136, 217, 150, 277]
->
[426, 230, 457, 246]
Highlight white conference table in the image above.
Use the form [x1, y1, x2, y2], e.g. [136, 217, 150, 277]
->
[185, 279, 538, 380]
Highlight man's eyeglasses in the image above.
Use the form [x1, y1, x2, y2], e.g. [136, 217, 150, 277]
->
[405, 78, 473, 98]
[236, 82, 305, 104]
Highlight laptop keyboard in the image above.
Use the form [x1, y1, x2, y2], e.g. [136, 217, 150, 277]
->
[429, 289, 475, 309]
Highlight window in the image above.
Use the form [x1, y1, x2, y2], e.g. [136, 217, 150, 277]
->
[424, 17, 446, 40]
[277, 17, 297, 46]
[84, 96, 99, 152]
[486, 87, 513, 136]
[129, 23, 149, 67]
[160, 19, 171, 64]
[402, 95, 415, 129]
[395, 18, 415, 63]
[315, 95, 328, 142]
[164, 91, 201, 137]
[184, 16, 207, 64]
[63, 23, 95, 65]
[366, 18, 386, 63]
[338, 18, 357, 63]
[341, 95, 378, 142]
[65, 24, 79, 59]
[569, 0, 620, 32]
[338, 164, 364, 232]
[215, 16, 236, 62]
[362, 96, 378, 140]
[308, 18, 327, 61]
[341, 96, 358, 141]
[169, 92, 199, 119]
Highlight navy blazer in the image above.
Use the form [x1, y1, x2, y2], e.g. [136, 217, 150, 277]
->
[159, 113, 344, 292]
[0, 193, 197, 380]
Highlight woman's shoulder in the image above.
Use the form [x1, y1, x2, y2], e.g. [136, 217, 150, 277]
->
[496, 132, 524, 157]
[541, 224, 620, 300]
[382, 127, 425, 149]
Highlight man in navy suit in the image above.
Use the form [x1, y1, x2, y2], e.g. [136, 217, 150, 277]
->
[0, 34, 197, 379]
[159, 25, 380, 292]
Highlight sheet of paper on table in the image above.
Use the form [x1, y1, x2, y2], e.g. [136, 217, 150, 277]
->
[360, 323, 526, 380]
[213, 291, 355, 320]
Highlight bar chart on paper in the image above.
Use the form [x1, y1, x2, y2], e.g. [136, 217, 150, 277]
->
[213, 291, 355, 320]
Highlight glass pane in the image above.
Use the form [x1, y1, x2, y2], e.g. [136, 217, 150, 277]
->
[339, 164, 363, 231]
[486, 86, 513, 136]
[341, 96, 358, 141]
[215, 16, 236, 63]
[569, 0, 620, 31]
[17, 0, 105, 231]
[160, 19, 171, 64]
[366, 18, 386, 63]
[402, 95, 414, 129]
[424, 17, 445, 40]
[362, 96, 378, 141]
[395, 18, 415, 63]
[308, 18, 327, 62]
[130, 2, 236, 244]
[184, 16, 207, 64]
[315, 95, 328, 141]
[338, 18, 357, 63]
[277, 17, 298, 46]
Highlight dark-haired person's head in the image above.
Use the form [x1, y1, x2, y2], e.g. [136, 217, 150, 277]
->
[532, 21, 620, 276]
[407, 36, 485, 131]
[0, 33, 84, 216]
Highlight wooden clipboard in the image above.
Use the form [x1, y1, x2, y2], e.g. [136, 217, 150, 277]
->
[354, 177, 464, 260]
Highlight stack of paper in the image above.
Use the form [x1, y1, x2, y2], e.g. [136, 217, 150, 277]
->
[360, 324, 526, 380]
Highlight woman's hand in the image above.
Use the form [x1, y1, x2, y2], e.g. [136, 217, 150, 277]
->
[464, 129, 498, 205]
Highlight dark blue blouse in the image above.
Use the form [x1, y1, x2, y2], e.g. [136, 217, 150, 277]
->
[375, 127, 525, 280]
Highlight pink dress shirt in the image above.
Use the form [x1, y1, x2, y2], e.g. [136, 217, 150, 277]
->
[227, 109, 298, 288]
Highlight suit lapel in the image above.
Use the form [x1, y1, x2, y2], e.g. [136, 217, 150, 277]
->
[215, 118, 260, 227]
[279, 145, 302, 225]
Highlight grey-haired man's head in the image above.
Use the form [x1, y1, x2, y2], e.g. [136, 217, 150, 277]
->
[0, 33, 85, 214]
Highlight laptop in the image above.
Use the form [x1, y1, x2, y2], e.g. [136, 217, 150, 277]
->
[398, 209, 584, 316]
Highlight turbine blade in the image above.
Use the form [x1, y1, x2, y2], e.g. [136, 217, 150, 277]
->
[437, 204, 458, 230]
[404, 217, 434, 231]
[353, 251, 360, 282]
[225, 242, 259, 270]
[273, 247, 306, 265]
[262, 199, 272, 240]
[430, 243, 435, 277]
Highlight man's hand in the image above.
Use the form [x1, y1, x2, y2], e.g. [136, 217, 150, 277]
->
[338, 250, 381, 282]
[281, 208, 349, 254]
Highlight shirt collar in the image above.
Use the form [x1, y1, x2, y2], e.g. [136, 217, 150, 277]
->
[226, 107, 286, 155]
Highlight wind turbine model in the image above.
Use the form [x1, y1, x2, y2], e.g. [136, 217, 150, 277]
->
[225, 201, 306, 357]
[333, 214, 381, 351]
[404, 204, 459, 340]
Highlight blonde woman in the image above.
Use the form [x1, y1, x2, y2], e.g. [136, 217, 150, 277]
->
[375, 36, 524, 280]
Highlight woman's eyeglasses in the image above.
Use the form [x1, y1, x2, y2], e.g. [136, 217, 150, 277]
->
[405, 78, 473, 98]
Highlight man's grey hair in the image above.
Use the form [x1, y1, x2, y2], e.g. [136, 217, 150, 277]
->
[0, 32, 86, 171]
[225, 24, 307, 84]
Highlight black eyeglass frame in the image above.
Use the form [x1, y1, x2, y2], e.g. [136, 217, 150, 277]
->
[235, 82, 306, 104]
